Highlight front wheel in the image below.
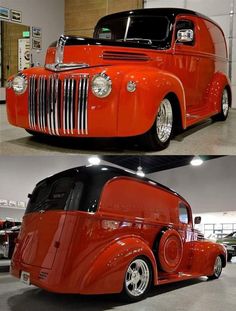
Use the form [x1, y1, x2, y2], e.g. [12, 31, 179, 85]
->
[208, 256, 222, 280]
[212, 88, 230, 121]
[121, 257, 152, 302]
[140, 98, 174, 151]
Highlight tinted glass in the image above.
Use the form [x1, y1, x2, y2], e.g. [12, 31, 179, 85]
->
[179, 203, 189, 224]
[26, 177, 75, 214]
[95, 16, 172, 49]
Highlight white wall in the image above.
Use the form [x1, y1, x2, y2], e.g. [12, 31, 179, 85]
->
[0, 0, 64, 67]
[193, 211, 236, 237]
[144, 0, 236, 108]
[148, 156, 236, 215]
[0, 156, 236, 221]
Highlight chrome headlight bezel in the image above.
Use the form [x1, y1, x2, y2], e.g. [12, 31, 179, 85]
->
[12, 74, 28, 95]
[91, 73, 112, 98]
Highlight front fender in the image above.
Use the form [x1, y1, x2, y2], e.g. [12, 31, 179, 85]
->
[79, 236, 158, 294]
[112, 65, 186, 136]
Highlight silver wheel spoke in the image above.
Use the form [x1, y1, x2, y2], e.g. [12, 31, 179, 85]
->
[156, 99, 173, 143]
[222, 89, 229, 117]
[125, 259, 150, 297]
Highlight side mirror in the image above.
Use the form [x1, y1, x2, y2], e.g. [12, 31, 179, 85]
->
[177, 29, 194, 43]
[194, 216, 201, 225]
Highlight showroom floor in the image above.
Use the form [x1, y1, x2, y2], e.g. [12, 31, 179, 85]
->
[1, 104, 236, 155]
[0, 258, 235, 311]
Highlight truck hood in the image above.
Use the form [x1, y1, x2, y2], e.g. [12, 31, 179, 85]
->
[45, 36, 160, 72]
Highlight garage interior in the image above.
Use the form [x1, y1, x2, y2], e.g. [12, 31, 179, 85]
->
[0, 0, 236, 310]
[0, 155, 236, 310]
[0, 0, 236, 154]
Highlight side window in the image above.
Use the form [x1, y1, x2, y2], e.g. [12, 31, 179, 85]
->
[179, 203, 189, 224]
[175, 20, 195, 46]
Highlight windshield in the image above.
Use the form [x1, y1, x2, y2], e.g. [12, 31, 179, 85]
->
[94, 15, 173, 49]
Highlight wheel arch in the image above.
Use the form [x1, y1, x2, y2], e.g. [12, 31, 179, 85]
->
[117, 66, 187, 136]
[164, 92, 184, 133]
[78, 236, 159, 294]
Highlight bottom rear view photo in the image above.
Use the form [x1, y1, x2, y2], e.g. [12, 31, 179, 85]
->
[0, 155, 236, 311]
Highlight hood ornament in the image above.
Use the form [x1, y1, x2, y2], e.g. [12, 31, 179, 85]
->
[45, 35, 89, 72]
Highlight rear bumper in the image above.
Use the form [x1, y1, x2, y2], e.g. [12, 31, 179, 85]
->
[11, 259, 80, 294]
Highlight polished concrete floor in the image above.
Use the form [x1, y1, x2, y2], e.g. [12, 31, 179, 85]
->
[1, 104, 236, 155]
[0, 258, 235, 311]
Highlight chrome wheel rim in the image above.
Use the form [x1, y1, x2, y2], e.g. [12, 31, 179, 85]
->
[222, 89, 229, 117]
[214, 256, 222, 277]
[125, 259, 150, 297]
[156, 99, 173, 143]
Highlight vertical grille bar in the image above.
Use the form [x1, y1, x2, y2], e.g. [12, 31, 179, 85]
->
[78, 74, 89, 135]
[28, 74, 89, 135]
[63, 79, 67, 134]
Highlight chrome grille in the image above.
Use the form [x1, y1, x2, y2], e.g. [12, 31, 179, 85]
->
[28, 74, 89, 135]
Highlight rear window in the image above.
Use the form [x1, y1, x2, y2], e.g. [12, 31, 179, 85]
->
[26, 177, 75, 214]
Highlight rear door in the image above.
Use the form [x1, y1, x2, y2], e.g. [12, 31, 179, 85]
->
[19, 176, 75, 269]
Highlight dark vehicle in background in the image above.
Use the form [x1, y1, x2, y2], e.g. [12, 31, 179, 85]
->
[0, 221, 21, 259]
[217, 232, 236, 261]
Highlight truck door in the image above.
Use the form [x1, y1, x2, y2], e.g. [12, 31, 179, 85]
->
[173, 17, 201, 115]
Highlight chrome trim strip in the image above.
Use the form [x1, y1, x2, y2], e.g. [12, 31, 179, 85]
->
[66, 78, 70, 134]
[54, 77, 59, 135]
[45, 63, 89, 72]
[81, 77, 85, 135]
[85, 75, 89, 135]
[47, 77, 51, 134]
[78, 78, 82, 134]
[42, 76, 46, 131]
[78, 74, 89, 135]
[31, 75, 36, 129]
[63, 79, 67, 134]
[70, 79, 75, 134]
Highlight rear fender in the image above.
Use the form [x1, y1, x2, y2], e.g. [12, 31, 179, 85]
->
[79, 236, 158, 294]
[191, 240, 227, 275]
[116, 66, 186, 136]
[207, 72, 232, 112]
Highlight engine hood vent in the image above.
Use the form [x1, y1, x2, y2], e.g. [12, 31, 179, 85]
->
[102, 51, 151, 61]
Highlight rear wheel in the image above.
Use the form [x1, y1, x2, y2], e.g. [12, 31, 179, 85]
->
[121, 257, 152, 302]
[208, 256, 222, 280]
[140, 98, 174, 150]
[212, 88, 230, 121]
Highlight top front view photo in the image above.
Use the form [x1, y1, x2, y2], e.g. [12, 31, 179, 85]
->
[1, 1, 236, 154]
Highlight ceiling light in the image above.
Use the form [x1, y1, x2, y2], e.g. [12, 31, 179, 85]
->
[88, 156, 101, 165]
[136, 166, 145, 177]
[190, 156, 203, 166]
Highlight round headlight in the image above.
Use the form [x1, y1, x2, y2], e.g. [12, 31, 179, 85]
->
[92, 73, 112, 98]
[12, 75, 27, 94]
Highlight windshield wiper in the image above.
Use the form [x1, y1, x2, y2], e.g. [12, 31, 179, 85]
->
[124, 38, 153, 45]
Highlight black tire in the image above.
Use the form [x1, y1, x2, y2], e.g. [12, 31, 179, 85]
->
[208, 256, 222, 280]
[227, 254, 233, 262]
[121, 256, 153, 302]
[25, 129, 46, 137]
[212, 88, 230, 121]
[140, 98, 174, 151]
